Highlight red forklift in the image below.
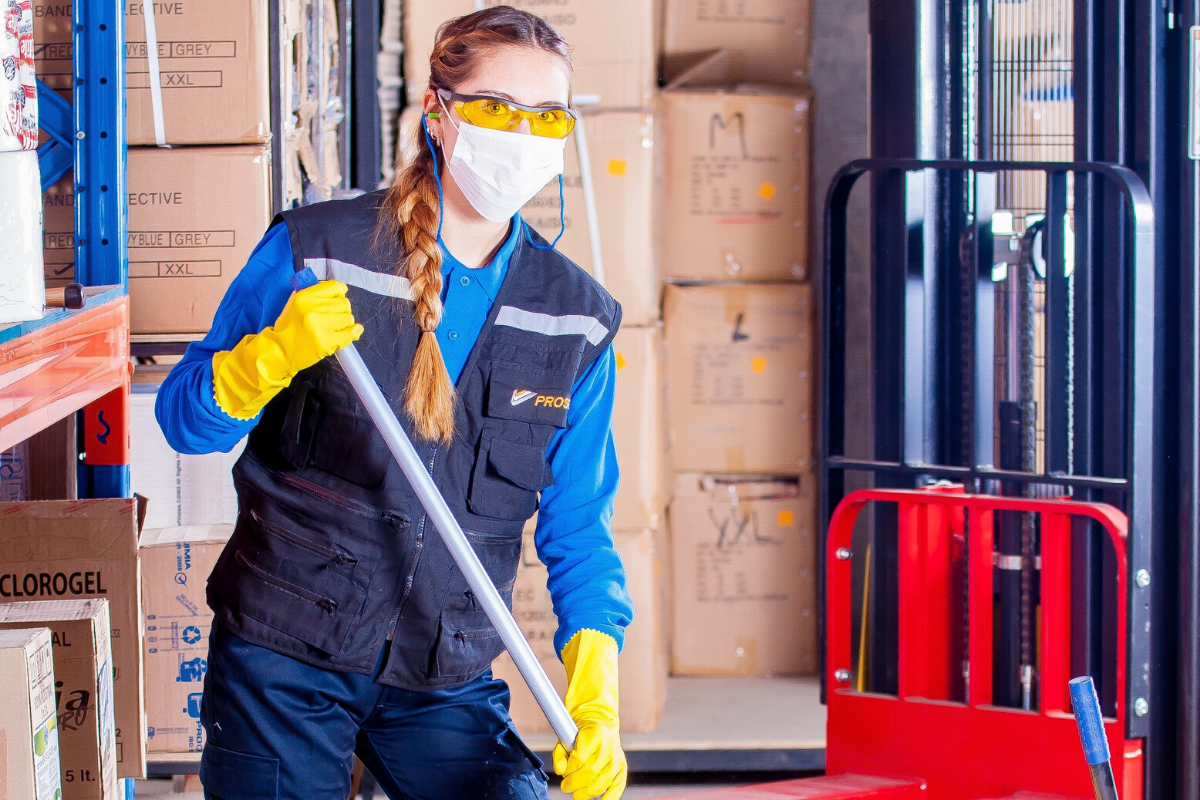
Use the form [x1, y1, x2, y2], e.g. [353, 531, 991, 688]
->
[656, 485, 1137, 800]
[653, 85, 1173, 796]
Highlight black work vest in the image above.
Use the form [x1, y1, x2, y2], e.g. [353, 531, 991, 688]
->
[206, 191, 621, 690]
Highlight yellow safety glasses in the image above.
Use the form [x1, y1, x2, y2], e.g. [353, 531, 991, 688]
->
[435, 89, 577, 139]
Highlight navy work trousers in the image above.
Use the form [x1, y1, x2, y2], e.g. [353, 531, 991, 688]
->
[198, 621, 550, 800]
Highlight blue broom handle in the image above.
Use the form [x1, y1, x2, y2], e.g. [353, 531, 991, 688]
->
[1070, 676, 1120, 800]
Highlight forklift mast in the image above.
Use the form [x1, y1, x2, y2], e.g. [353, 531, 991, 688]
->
[820, 0, 1198, 797]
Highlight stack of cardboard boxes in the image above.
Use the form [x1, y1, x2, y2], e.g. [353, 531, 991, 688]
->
[659, 1, 818, 678]
[0, 628, 63, 800]
[0, 500, 237, 791]
[33, 0, 272, 338]
[0, 599, 119, 800]
[0, 500, 144, 789]
[139, 525, 233, 756]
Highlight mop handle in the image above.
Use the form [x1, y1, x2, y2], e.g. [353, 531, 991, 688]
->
[292, 268, 580, 751]
[1069, 676, 1120, 800]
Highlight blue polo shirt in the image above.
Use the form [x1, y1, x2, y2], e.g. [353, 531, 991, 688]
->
[155, 217, 631, 654]
[434, 221, 517, 380]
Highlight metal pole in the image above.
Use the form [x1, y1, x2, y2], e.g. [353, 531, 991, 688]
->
[291, 267, 580, 750]
[572, 105, 606, 287]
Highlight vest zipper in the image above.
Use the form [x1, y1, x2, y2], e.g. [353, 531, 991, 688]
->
[385, 449, 437, 641]
[279, 472, 407, 528]
[249, 509, 357, 565]
[235, 550, 339, 616]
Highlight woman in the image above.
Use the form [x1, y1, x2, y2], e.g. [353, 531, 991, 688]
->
[155, 8, 631, 800]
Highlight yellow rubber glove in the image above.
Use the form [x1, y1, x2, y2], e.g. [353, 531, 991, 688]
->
[553, 630, 627, 800]
[211, 280, 363, 420]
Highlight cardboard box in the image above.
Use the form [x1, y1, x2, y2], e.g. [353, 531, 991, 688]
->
[662, 0, 812, 87]
[662, 283, 814, 474]
[42, 175, 75, 287]
[660, 87, 811, 282]
[41, 148, 272, 325]
[403, 0, 655, 110]
[126, 146, 272, 335]
[130, 389, 244, 530]
[0, 500, 147, 778]
[397, 108, 660, 324]
[669, 473, 816, 676]
[492, 528, 667, 734]
[140, 525, 232, 754]
[612, 325, 666, 530]
[0, 600, 118, 800]
[32, 0, 270, 145]
[525, 111, 659, 326]
[0, 627, 62, 800]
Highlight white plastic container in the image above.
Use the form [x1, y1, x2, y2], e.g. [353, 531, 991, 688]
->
[0, 0, 38, 152]
[0, 150, 45, 323]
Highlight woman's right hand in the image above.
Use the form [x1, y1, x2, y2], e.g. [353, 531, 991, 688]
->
[269, 280, 364, 371]
[212, 280, 363, 420]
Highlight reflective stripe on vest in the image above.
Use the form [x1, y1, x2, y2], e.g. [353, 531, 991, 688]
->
[306, 257, 414, 301]
[494, 306, 610, 345]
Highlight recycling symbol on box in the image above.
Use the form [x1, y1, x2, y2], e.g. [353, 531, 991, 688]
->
[182, 626, 202, 645]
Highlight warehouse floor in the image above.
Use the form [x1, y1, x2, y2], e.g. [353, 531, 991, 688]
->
[520, 676, 825, 753]
[135, 677, 822, 797]
[132, 778, 727, 798]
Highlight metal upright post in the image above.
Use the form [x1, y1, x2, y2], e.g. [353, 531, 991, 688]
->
[270, 0, 286, 212]
[338, 0, 353, 192]
[863, 0, 922, 697]
[74, 0, 130, 500]
[1044, 173, 1071, 474]
[352, 0, 382, 190]
[1172, 8, 1200, 800]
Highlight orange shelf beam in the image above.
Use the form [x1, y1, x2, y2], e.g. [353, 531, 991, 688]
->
[0, 295, 130, 453]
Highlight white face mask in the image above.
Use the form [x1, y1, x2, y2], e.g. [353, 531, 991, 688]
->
[441, 103, 567, 223]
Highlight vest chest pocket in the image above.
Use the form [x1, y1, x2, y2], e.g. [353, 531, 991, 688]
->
[485, 364, 575, 429]
[467, 436, 554, 520]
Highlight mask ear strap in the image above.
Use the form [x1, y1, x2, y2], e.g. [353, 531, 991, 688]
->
[525, 174, 566, 251]
[421, 114, 446, 241]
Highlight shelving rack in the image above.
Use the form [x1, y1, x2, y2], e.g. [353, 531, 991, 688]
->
[4, 0, 131, 495]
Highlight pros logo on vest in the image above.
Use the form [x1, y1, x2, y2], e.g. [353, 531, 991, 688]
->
[0, 571, 109, 598]
[510, 389, 570, 409]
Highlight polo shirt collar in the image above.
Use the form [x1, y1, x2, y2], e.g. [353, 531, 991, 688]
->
[438, 216, 523, 303]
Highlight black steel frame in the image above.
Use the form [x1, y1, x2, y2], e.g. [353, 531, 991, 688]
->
[1168, 4, 1199, 799]
[820, 157, 1156, 739]
[351, 0, 382, 191]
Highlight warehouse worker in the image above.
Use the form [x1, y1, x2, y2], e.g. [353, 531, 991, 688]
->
[154, 7, 630, 800]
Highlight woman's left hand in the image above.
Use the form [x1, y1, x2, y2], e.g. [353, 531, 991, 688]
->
[552, 630, 627, 800]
